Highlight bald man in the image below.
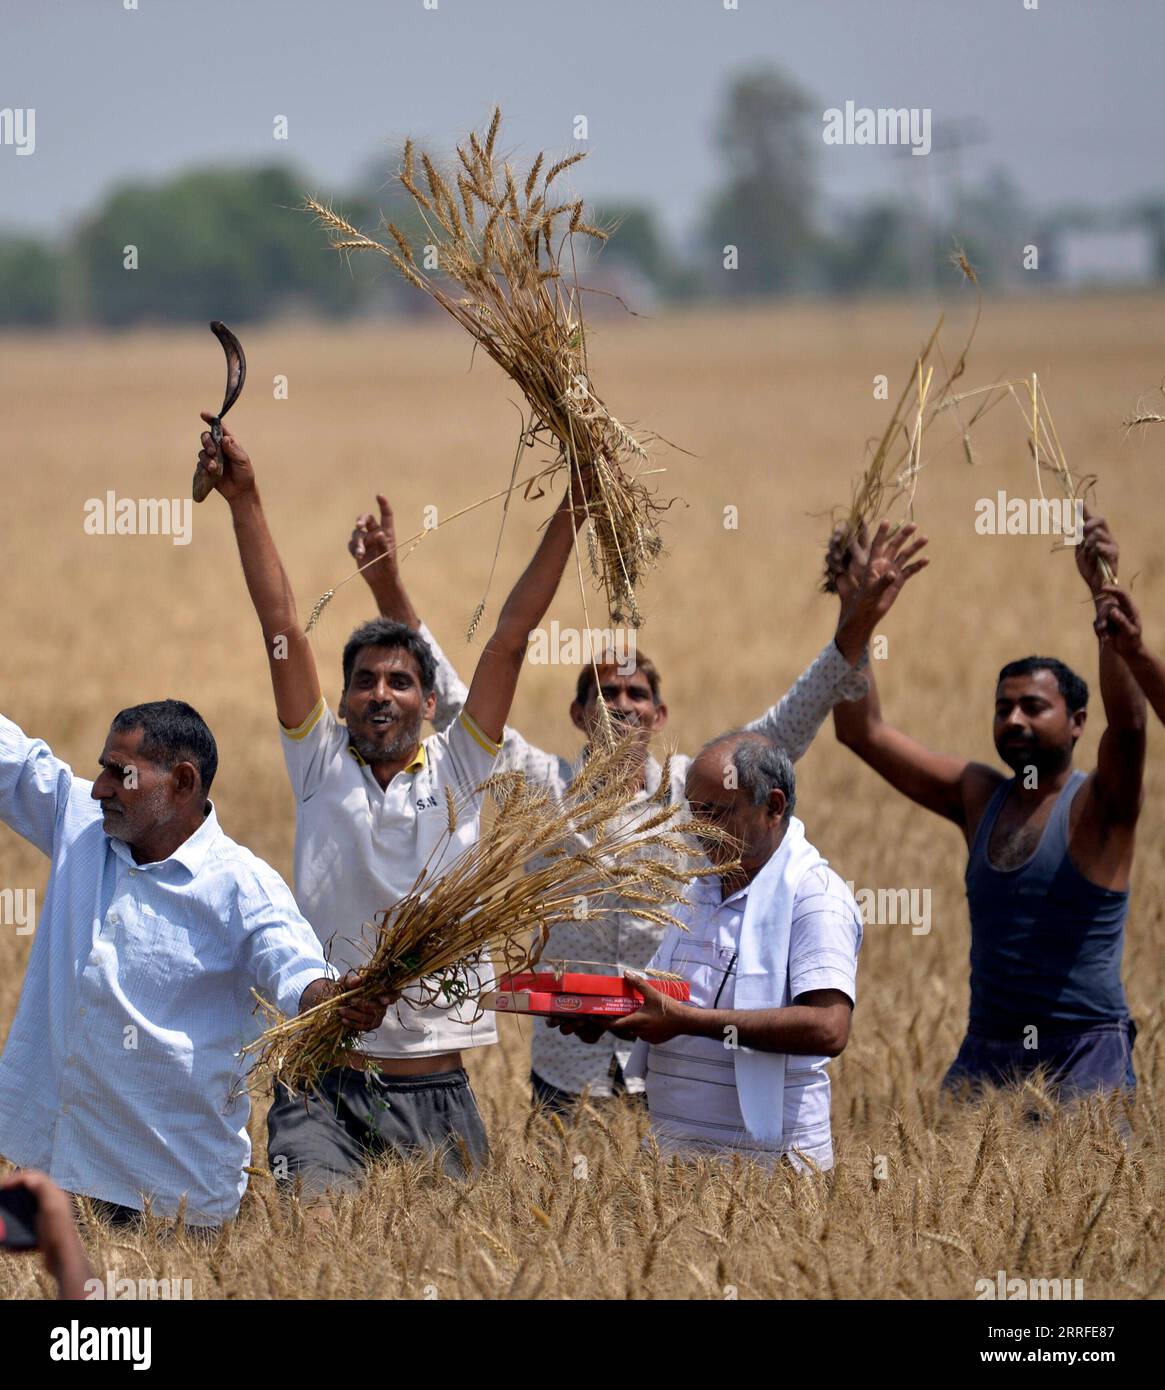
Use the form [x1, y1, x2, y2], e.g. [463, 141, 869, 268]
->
[552, 729, 864, 1171]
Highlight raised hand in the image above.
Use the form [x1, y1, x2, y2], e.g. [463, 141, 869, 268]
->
[349, 494, 399, 582]
[197, 411, 256, 504]
[1076, 505, 1119, 595]
[834, 520, 929, 662]
[825, 521, 869, 605]
[1094, 584, 1144, 657]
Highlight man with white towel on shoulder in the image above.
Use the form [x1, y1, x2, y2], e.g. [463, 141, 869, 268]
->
[553, 727, 864, 1171]
[555, 527, 926, 1165]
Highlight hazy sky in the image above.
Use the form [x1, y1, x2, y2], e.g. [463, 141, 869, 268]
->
[2, 0, 1162, 240]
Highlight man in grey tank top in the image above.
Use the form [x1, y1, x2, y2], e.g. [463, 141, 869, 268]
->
[829, 515, 1145, 1103]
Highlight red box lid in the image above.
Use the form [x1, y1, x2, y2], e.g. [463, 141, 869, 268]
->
[498, 970, 688, 1001]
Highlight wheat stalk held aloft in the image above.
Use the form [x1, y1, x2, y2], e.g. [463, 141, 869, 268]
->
[305, 108, 672, 629]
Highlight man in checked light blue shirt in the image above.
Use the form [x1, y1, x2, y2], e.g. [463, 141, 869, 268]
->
[0, 699, 389, 1229]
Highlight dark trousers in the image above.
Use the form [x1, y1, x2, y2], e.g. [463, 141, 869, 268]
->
[942, 1019, 1137, 1101]
[73, 1196, 219, 1241]
[530, 1063, 646, 1115]
[266, 1064, 489, 1196]
[81, 1197, 144, 1229]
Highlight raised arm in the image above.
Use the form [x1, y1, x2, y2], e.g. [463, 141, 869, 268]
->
[348, 494, 570, 786]
[1095, 584, 1165, 727]
[1076, 514, 1145, 827]
[351, 493, 421, 631]
[0, 715, 74, 857]
[744, 639, 867, 763]
[828, 522, 989, 830]
[350, 494, 464, 730]
[747, 520, 927, 759]
[462, 483, 584, 744]
[198, 414, 321, 729]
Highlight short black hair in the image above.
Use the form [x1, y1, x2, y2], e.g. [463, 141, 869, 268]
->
[110, 700, 219, 792]
[341, 619, 436, 696]
[997, 656, 1089, 714]
[575, 652, 662, 707]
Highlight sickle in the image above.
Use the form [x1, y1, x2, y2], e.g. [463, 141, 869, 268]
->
[193, 320, 247, 502]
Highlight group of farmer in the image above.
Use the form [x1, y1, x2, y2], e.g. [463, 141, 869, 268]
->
[0, 411, 1151, 1233]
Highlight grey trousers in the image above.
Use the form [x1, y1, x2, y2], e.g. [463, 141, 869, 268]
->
[266, 1064, 489, 1195]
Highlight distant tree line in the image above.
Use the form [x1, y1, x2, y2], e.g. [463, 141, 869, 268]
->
[3, 65, 1163, 328]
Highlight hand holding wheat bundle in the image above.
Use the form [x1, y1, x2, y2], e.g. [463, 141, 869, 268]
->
[242, 732, 736, 1091]
[306, 107, 670, 629]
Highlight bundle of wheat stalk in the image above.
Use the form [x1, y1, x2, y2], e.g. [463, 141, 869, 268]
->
[306, 107, 667, 629]
[1017, 373, 1112, 578]
[822, 250, 983, 593]
[242, 734, 732, 1092]
[939, 371, 1115, 583]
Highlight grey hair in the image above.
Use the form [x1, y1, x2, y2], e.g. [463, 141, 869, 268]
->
[701, 729, 796, 822]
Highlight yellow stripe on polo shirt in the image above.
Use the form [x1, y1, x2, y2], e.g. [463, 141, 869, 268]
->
[405, 744, 427, 772]
[280, 696, 326, 741]
[458, 709, 502, 756]
[347, 742, 428, 772]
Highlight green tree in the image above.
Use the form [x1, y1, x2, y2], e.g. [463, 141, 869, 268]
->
[823, 202, 915, 293]
[73, 164, 368, 325]
[0, 237, 63, 325]
[701, 64, 822, 296]
[591, 202, 674, 292]
[341, 150, 453, 315]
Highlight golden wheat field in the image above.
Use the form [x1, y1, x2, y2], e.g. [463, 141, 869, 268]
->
[0, 294, 1162, 1300]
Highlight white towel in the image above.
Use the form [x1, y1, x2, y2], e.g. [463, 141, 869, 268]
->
[626, 816, 827, 1145]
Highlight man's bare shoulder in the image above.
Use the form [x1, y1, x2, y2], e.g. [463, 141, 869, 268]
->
[961, 761, 1008, 835]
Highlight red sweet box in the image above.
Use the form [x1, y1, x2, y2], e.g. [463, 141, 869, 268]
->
[483, 990, 641, 1017]
[487, 971, 690, 1017]
[497, 970, 689, 1001]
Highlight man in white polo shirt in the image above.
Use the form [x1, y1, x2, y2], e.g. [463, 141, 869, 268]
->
[197, 414, 586, 1191]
